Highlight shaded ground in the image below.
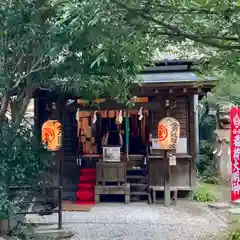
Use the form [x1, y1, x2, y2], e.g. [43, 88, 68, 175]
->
[28, 201, 226, 240]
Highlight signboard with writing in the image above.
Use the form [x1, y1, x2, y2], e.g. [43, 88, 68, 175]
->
[42, 120, 62, 151]
[158, 117, 180, 150]
[230, 108, 240, 202]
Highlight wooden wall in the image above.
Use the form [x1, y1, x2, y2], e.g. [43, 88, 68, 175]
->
[148, 94, 196, 189]
[151, 96, 188, 138]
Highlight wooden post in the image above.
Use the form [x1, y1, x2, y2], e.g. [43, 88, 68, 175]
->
[57, 99, 63, 229]
[125, 110, 129, 161]
[90, 111, 93, 161]
[164, 100, 171, 207]
[164, 150, 171, 206]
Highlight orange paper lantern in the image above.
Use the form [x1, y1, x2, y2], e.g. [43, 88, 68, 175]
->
[42, 120, 62, 151]
[158, 117, 180, 150]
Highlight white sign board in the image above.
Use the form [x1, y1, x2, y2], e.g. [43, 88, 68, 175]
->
[152, 138, 160, 149]
[176, 138, 187, 154]
[103, 146, 121, 162]
[169, 155, 177, 166]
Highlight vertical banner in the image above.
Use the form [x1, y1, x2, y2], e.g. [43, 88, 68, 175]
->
[230, 107, 240, 202]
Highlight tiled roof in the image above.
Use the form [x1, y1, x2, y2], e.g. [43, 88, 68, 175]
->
[138, 72, 216, 84]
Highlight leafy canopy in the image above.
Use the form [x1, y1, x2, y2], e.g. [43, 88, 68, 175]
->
[112, 0, 240, 94]
[0, 0, 156, 126]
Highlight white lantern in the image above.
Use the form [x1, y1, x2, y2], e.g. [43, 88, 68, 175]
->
[158, 117, 180, 150]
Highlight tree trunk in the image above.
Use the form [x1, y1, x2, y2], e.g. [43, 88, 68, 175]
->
[12, 86, 34, 128]
[0, 93, 10, 122]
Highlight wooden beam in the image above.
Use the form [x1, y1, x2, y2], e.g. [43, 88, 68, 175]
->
[66, 101, 172, 112]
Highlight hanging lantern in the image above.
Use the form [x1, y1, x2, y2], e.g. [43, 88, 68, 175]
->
[138, 107, 143, 121]
[92, 111, 97, 124]
[75, 108, 80, 121]
[116, 110, 123, 124]
[158, 117, 180, 150]
[42, 120, 62, 151]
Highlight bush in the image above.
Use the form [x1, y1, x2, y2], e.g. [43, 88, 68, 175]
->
[0, 121, 51, 219]
[229, 229, 240, 240]
[194, 185, 216, 202]
[197, 140, 219, 184]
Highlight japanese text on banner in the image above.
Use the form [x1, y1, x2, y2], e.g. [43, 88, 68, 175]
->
[230, 108, 240, 202]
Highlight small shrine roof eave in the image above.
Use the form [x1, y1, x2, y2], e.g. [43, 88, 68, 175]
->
[138, 71, 216, 86]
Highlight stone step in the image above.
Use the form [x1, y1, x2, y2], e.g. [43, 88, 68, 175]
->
[208, 202, 230, 210]
[130, 183, 148, 187]
[228, 208, 240, 215]
[127, 175, 146, 179]
[130, 191, 148, 196]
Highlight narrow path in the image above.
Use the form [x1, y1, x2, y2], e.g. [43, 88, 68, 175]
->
[28, 201, 226, 240]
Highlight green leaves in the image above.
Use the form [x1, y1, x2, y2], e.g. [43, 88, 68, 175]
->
[0, 121, 51, 218]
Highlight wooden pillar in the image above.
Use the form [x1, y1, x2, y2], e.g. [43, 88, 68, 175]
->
[164, 99, 171, 207]
[57, 99, 63, 229]
[188, 95, 197, 197]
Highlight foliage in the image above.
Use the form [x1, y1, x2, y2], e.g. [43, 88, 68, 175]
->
[193, 183, 216, 202]
[0, 121, 51, 219]
[112, 0, 240, 98]
[229, 229, 240, 240]
[197, 140, 219, 184]
[194, 189, 216, 202]
[0, 0, 156, 127]
[198, 96, 216, 142]
[197, 140, 214, 174]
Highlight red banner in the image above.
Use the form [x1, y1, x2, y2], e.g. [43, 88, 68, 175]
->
[230, 107, 240, 202]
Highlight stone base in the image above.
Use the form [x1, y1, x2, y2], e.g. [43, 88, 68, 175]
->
[227, 208, 240, 223]
[35, 228, 74, 239]
[208, 202, 230, 210]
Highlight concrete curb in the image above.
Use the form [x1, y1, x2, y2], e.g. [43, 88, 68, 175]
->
[34, 228, 74, 239]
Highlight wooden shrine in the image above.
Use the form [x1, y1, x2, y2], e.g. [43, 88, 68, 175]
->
[34, 60, 215, 204]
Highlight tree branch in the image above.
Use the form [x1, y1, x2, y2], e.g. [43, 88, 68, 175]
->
[149, 29, 239, 42]
[121, 1, 240, 16]
[13, 85, 35, 128]
[0, 93, 10, 120]
[114, 1, 240, 50]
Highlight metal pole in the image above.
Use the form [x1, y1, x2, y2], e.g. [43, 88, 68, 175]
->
[58, 146, 63, 229]
[57, 99, 63, 230]
[58, 186, 63, 229]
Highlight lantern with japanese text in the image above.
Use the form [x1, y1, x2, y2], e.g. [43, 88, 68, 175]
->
[158, 117, 180, 150]
[42, 120, 62, 151]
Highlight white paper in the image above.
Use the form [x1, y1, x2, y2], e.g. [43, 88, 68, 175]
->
[176, 138, 187, 153]
[152, 138, 160, 149]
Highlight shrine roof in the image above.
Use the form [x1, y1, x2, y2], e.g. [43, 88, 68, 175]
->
[138, 72, 216, 84]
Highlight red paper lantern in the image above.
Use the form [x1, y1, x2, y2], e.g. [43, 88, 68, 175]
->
[42, 120, 62, 151]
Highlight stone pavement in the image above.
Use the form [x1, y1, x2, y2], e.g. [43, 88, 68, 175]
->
[27, 202, 227, 240]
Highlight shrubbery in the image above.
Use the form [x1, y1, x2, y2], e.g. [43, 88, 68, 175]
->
[197, 140, 219, 184]
[0, 121, 51, 220]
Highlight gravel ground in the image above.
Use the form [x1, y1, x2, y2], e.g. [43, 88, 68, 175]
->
[27, 202, 227, 240]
